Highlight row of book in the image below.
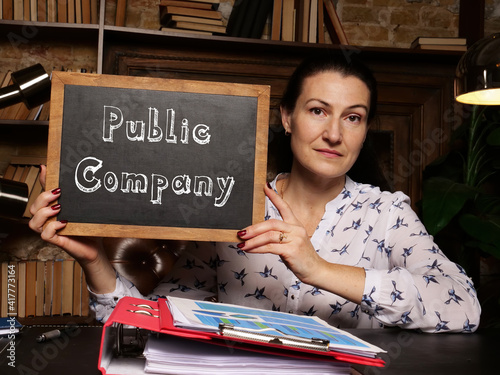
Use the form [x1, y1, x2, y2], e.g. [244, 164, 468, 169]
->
[158, 0, 348, 44]
[227, 0, 346, 43]
[0, 0, 99, 24]
[2, 158, 46, 218]
[159, 0, 225, 35]
[410, 36, 467, 51]
[0, 259, 89, 318]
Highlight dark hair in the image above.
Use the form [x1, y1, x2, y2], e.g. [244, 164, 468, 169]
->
[280, 53, 378, 123]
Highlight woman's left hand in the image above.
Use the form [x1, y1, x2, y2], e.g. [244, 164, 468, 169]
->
[237, 183, 326, 285]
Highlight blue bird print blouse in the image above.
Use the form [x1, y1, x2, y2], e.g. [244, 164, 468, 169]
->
[90, 175, 481, 333]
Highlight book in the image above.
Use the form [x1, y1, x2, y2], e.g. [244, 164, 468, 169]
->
[281, 0, 294, 41]
[0, 262, 7, 317]
[90, 0, 98, 24]
[44, 261, 53, 316]
[29, 0, 36, 21]
[238, 0, 260, 38]
[250, 0, 273, 39]
[13, 0, 22, 20]
[47, 0, 56, 22]
[81, 271, 89, 316]
[159, 1, 214, 10]
[115, 0, 127, 26]
[170, 20, 226, 34]
[25, 261, 36, 317]
[159, 26, 212, 35]
[17, 262, 26, 318]
[0, 317, 22, 336]
[225, 0, 249, 37]
[58, 0, 67, 22]
[35, 261, 45, 316]
[309, 0, 318, 43]
[410, 36, 467, 49]
[2, 0, 13, 20]
[52, 260, 62, 315]
[67, 0, 75, 23]
[160, 5, 222, 20]
[164, 14, 224, 26]
[317, 0, 324, 43]
[414, 44, 467, 51]
[270, 0, 282, 41]
[72, 262, 82, 316]
[37, 0, 46, 22]
[62, 260, 74, 315]
[324, 0, 348, 45]
[75, 0, 82, 23]
[81, 0, 90, 23]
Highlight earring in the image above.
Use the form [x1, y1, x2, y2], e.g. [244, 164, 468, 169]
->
[284, 130, 290, 136]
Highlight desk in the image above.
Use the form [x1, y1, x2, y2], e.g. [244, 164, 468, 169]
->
[1, 326, 497, 374]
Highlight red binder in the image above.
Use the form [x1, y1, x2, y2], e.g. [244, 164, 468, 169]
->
[98, 296, 385, 374]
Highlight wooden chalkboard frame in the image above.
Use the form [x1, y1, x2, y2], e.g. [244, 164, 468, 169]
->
[46, 72, 270, 242]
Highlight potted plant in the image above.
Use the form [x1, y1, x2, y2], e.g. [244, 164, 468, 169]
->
[421, 104, 500, 327]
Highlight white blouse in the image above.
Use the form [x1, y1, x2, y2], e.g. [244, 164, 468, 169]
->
[90, 176, 481, 333]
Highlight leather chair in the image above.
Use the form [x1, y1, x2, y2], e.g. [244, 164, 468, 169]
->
[102, 237, 186, 296]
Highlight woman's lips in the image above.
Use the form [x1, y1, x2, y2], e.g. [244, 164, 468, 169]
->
[316, 148, 342, 158]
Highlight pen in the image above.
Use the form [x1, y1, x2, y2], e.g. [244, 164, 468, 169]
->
[36, 328, 71, 343]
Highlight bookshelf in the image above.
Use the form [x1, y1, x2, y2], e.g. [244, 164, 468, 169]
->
[0, 1, 466, 210]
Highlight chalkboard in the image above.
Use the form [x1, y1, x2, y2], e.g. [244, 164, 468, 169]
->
[46, 72, 270, 242]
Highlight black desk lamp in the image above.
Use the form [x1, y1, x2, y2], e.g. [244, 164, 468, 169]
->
[0, 63, 51, 110]
[0, 64, 51, 218]
[456, 33, 500, 105]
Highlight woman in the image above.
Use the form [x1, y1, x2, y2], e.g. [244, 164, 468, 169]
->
[30, 54, 480, 332]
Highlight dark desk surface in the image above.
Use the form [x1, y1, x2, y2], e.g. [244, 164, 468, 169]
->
[1, 325, 497, 374]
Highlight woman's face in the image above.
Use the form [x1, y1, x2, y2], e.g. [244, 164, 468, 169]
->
[282, 71, 370, 182]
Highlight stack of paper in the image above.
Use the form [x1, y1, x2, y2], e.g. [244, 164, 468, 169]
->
[143, 334, 351, 375]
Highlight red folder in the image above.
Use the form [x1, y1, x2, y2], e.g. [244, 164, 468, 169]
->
[98, 296, 385, 374]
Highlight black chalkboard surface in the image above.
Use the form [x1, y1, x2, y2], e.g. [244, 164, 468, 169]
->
[46, 72, 270, 242]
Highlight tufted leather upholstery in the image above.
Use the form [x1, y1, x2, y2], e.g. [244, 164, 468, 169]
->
[102, 238, 186, 296]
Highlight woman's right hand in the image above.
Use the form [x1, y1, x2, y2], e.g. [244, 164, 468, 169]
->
[28, 165, 117, 294]
[28, 165, 101, 264]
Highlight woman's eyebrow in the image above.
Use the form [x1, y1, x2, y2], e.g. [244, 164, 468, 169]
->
[306, 98, 369, 112]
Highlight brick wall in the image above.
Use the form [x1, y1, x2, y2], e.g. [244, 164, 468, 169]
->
[338, 0, 499, 48]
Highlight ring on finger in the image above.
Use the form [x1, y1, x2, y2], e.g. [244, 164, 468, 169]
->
[279, 231, 287, 244]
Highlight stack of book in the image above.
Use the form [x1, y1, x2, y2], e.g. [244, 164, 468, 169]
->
[1, 157, 46, 218]
[226, 0, 348, 44]
[0, 0, 99, 24]
[159, 0, 226, 35]
[0, 259, 89, 318]
[410, 37, 467, 51]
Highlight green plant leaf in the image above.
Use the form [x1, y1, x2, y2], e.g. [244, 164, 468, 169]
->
[422, 177, 476, 235]
[487, 127, 500, 146]
[459, 214, 500, 259]
[465, 240, 500, 259]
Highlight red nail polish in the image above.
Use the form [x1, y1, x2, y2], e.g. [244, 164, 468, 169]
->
[51, 204, 61, 210]
[60, 220, 68, 224]
[237, 230, 247, 237]
[266, 182, 272, 189]
[51, 188, 61, 195]
[237, 242, 245, 249]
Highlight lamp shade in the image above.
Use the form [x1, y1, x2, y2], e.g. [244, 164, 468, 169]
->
[0, 178, 29, 218]
[0, 63, 51, 110]
[456, 33, 500, 105]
